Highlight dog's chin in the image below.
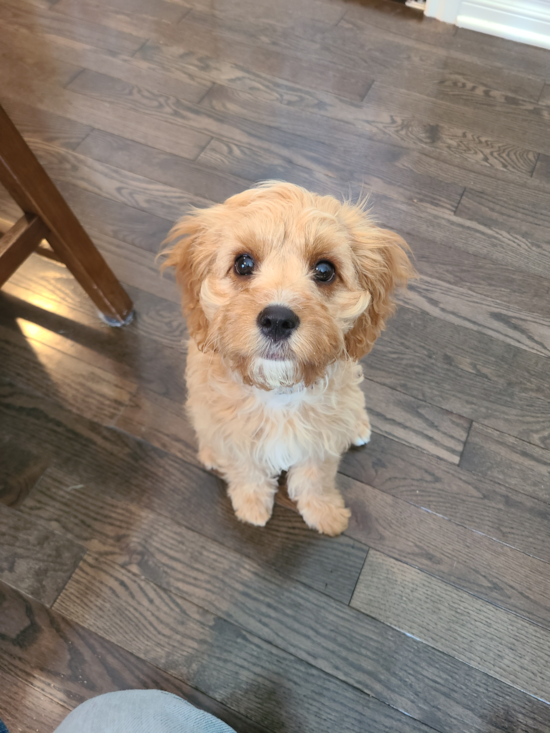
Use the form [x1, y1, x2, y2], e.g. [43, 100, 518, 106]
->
[249, 356, 299, 391]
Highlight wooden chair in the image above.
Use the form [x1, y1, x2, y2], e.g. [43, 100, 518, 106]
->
[0, 103, 134, 325]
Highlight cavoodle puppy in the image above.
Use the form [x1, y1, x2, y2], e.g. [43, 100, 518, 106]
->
[164, 182, 414, 536]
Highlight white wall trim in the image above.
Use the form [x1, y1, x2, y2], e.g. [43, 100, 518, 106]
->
[457, 0, 550, 49]
[425, 0, 462, 23]
[427, 0, 550, 49]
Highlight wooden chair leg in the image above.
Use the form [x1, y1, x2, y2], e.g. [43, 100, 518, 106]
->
[0, 214, 49, 288]
[0, 103, 133, 325]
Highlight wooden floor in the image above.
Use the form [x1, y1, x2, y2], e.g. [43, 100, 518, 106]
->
[1, 0, 550, 730]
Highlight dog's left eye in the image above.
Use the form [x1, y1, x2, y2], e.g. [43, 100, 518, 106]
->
[234, 254, 255, 276]
[313, 260, 336, 283]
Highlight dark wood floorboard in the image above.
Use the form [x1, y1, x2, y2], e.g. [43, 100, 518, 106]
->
[2, 0, 550, 731]
[0, 581, 269, 733]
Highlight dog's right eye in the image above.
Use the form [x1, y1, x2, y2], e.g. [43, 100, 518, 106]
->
[234, 254, 255, 276]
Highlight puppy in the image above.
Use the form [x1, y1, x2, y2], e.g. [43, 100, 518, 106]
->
[164, 182, 414, 536]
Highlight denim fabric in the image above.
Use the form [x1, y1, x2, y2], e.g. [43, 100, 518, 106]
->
[54, 690, 237, 733]
[0, 718, 9, 733]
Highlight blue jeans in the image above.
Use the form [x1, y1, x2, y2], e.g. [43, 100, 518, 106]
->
[51, 690, 237, 733]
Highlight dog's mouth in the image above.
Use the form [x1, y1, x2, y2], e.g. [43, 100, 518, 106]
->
[261, 341, 293, 362]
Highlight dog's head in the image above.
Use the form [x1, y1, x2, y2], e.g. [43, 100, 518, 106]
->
[163, 182, 414, 390]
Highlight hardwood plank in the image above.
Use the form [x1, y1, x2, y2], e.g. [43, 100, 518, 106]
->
[201, 82, 537, 177]
[352, 551, 550, 702]
[341, 12, 550, 80]
[75, 130, 250, 203]
[180, 5, 544, 112]
[342, 474, 550, 629]
[55, 550, 550, 733]
[55, 0, 189, 24]
[4, 250, 180, 342]
[456, 187, 550, 246]
[374, 305, 550, 403]
[0, 284, 186, 405]
[0, 320, 136, 426]
[60, 1, 364, 100]
[29, 138, 213, 222]
[0, 0, 146, 55]
[399, 275, 550, 357]
[340, 431, 550, 563]
[0, 437, 49, 508]
[533, 152, 550, 183]
[195, 134, 463, 212]
[369, 191, 550, 279]
[0, 80, 211, 163]
[460, 423, 550, 504]
[364, 82, 548, 164]
[64, 69, 463, 214]
[409, 233, 550, 320]
[0, 19, 214, 110]
[0, 668, 70, 733]
[0, 581, 269, 733]
[364, 308, 550, 449]
[1, 97, 92, 152]
[25, 464, 368, 604]
[53, 180, 173, 253]
[54, 553, 438, 733]
[540, 83, 550, 106]
[0, 504, 84, 606]
[181, 0, 346, 26]
[452, 27, 550, 78]
[361, 378, 470, 464]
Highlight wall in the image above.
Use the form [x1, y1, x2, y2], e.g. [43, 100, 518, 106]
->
[425, 0, 550, 49]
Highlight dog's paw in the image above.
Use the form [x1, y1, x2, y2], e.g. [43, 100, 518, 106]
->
[299, 496, 351, 536]
[231, 491, 274, 527]
[352, 416, 371, 447]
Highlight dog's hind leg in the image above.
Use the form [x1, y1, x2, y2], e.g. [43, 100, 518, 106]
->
[224, 463, 279, 527]
[287, 456, 350, 536]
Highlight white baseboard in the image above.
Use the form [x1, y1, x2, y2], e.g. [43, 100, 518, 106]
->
[456, 0, 550, 49]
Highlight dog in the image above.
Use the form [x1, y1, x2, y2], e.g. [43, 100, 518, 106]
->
[163, 182, 414, 536]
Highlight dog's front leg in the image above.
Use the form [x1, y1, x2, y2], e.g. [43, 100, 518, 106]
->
[224, 463, 279, 528]
[287, 456, 350, 536]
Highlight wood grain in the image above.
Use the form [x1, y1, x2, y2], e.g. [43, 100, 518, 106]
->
[0, 503, 84, 606]
[400, 275, 550, 357]
[0, 580, 269, 733]
[460, 423, 550, 504]
[0, 320, 136, 426]
[0, 0, 146, 55]
[54, 551, 550, 733]
[352, 551, 550, 702]
[25, 464, 368, 605]
[340, 431, 550, 564]
[363, 308, 550, 449]
[0, 668, 70, 733]
[361, 378, 471, 463]
[2, 97, 92, 152]
[342, 474, 550, 629]
[54, 553, 437, 733]
[0, 436, 49, 508]
[31, 138, 214, 222]
[76, 129, 249, 204]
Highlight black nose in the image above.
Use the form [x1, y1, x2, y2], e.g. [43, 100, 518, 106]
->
[257, 305, 300, 341]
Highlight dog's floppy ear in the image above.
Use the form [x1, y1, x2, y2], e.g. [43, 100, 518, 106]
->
[343, 210, 415, 361]
[161, 211, 216, 350]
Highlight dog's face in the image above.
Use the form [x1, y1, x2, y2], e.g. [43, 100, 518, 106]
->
[164, 182, 413, 390]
